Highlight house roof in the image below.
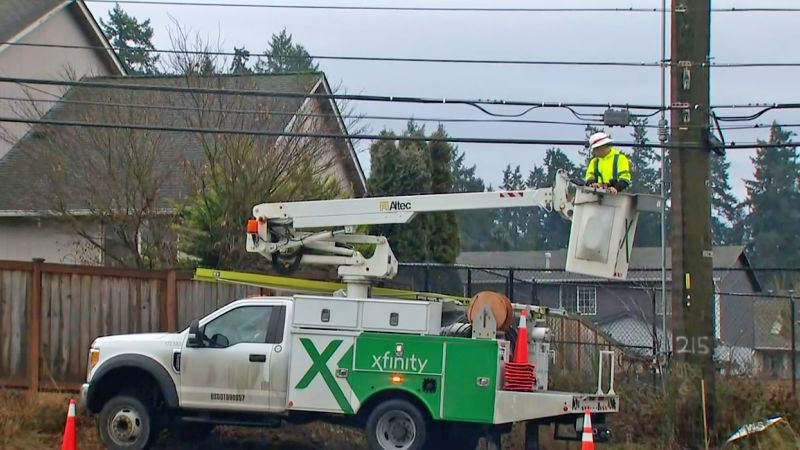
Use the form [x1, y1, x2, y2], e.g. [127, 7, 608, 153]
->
[0, 0, 67, 43]
[457, 246, 753, 285]
[0, 72, 364, 212]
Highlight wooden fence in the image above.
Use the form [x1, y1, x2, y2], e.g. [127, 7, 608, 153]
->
[0, 259, 262, 392]
[0, 259, 650, 393]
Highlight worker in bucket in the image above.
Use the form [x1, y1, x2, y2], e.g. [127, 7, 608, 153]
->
[584, 131, 632, 193]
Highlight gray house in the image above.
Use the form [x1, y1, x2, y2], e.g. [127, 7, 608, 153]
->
[0, 2, 366, 266]
[0, 72, 367, 265]
[457, 246, 764, 361]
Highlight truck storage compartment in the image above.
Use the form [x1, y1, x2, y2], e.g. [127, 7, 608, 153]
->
[291, 295, 442, 335]
[361, 299, 442, 334]
[292, 296, 360, 329]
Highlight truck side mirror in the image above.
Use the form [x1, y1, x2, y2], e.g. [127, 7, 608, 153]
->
[187, 319, 204, 347]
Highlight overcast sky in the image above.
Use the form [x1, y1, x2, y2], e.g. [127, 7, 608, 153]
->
[87, 0, 800, 201]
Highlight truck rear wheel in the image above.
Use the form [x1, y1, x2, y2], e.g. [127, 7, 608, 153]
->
[97, 395, 157, 450]
[366, 399, 427, 450]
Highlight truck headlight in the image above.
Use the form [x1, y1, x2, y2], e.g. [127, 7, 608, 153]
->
[87, 348, 100, 378]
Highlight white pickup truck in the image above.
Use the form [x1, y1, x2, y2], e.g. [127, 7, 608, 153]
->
[82, 171, 641, 449]
[80, 293, 618, 450]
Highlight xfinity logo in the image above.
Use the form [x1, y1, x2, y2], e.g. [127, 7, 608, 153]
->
[371, 352, 429, 373]
[379, 201, 412, 212]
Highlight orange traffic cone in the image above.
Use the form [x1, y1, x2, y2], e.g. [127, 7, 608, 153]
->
[503, 309, 536, 392]
[581, 407, 595, 450]
[61, 399, 77, 450]
[512, 309, 529, 364]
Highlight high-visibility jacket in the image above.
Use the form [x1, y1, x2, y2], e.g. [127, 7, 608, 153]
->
[584, 147, 632, 191]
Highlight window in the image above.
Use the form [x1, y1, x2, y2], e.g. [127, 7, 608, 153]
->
[576, 286, 597, 315]
[203, 306, 276, 348]
[559, 286, 577, 313]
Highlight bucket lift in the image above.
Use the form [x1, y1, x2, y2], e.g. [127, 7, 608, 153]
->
[246, 169, 653, 297]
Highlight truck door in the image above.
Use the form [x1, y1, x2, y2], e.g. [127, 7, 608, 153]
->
[180, 304, 286, 412]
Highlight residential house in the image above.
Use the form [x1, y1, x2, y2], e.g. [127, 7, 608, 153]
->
[0, 0, 125, 158]
[0, 71, 366, 264]
[457, 246, 764, 363]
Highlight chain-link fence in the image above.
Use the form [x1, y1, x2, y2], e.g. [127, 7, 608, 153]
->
[389, 262, 800, 391]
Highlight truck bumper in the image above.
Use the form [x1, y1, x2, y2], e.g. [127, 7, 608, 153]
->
[79, 383, 90, 412]
[493, 390, 618, 424]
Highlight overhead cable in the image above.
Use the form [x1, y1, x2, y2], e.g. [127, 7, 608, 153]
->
[83, 1, 800, 14]
[0, 75, 665, 112]
[5, 42, 800, 68]
[0, 115, 794, 150]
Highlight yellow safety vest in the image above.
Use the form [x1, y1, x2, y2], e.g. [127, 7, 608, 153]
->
[584, 147, 632, 186]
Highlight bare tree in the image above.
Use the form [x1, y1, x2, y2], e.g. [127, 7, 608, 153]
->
[163, 25, 347, 269]
[1, 80, 178, 268]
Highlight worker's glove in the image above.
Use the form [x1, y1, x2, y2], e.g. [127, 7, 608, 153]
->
[608, 186, 618, 194]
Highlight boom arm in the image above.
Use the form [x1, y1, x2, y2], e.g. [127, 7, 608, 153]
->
[251, 169, 573, 230]
[246, 170, 575, 295]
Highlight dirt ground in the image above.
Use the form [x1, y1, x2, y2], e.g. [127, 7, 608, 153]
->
[2, 390, 797, 450]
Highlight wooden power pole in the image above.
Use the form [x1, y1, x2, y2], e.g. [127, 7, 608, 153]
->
[670, 0, 715, 446]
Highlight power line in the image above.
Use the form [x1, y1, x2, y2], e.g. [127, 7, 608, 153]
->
[83, 1, 800, 14]
[6, 41, 800, 68]
[0, 95, 608, 127]
[0, 41, 662, 68]
[0, 75, 664, 112]
[4, 87, 798, 132]
[85, 1, 665, 13]
[0, 115, 794, 149]
[0, 115, 616, 146]
[9, 93, 793, 132]
[12, 74, 800, 114]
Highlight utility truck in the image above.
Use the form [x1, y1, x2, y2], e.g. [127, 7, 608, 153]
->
[80, 171, 655, 450]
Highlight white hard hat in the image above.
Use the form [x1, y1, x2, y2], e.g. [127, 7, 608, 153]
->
[589, 132, 613, 150]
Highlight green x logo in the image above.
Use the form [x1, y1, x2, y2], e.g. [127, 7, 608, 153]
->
[295, 338, 354, 414]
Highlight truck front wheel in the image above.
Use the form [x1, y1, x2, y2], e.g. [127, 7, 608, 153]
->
[366, 399, 428, 450]
[98, 395, 157, 450]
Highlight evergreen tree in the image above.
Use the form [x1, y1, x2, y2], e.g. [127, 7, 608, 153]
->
[628, 118, 663, 246]
[742, 123, 800, 282]
[255, 29, 319, 74]
[524, 165, 547, 250]
[367, 124, 432, 262]
[229, 47, 253, 74]
[491, 165, 528, 250]
[710, 152, 743, 245]
[100, 4, 159, 75]
[428, 127, 460, 263]
[451, 147, 496, 251]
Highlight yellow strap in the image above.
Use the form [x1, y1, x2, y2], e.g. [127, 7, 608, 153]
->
[193, 268, 469, 304]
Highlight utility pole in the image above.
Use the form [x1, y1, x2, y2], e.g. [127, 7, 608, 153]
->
[670, 0, 715, 447]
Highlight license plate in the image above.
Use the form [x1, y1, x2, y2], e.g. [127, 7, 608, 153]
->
[571, 395, 618, 413]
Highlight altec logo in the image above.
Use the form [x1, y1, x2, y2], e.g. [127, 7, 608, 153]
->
[371, 352, 429, 373]
[379, 200, 412, 212]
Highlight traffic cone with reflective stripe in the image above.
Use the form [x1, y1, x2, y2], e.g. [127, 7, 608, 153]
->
[61, 399, 77, 450]
[504, 309, 536, 391]
[581, 407, 594, 450]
